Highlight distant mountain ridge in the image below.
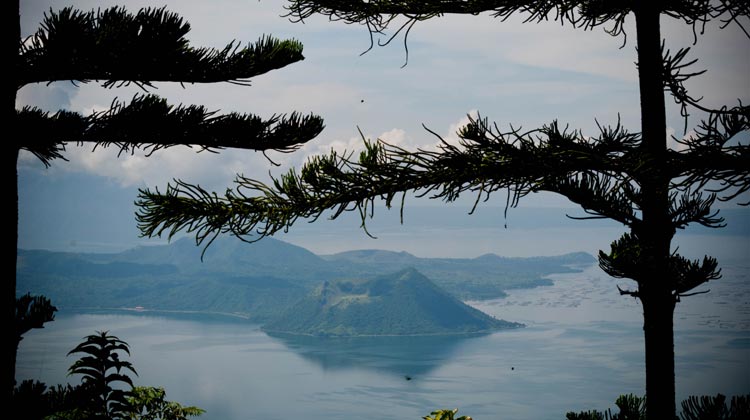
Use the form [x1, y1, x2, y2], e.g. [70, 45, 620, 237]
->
[17, 236, 594, 326]
[321, 248, 593, 299]
[102, 235, 333, 282]
[264, 268, 521, 336]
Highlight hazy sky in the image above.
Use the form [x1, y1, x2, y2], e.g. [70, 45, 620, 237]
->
[16, 0, 750, 257]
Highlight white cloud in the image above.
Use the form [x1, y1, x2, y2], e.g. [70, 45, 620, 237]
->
[378, 128, 408, 146]
[303, 133, 379, 163]
[16, 82, 76, 111]
[442, 110, 479, 148]
[20, 143, 275, 192]
[307, 111, 479, 156]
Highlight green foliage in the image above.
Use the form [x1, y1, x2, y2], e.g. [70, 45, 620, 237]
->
[126, 387, 204, 420]
[611, 394, 646, 420]
[423, 408, 472, 420]
[324, 249, 594, 300]
[66, 331, 138, 419]
[567, 394, 750, 420]
[566, 411, 606, 420]
[680, 394, 750, 420]
[262, 268, 521, 336]
[566, 394, 645, 420]
[15, 293, 57, 338]
[15, 333, 203, 420]
[12, 379, 96, 420]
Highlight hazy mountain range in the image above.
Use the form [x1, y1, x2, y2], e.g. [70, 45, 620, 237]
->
[17, 236, 593, 335]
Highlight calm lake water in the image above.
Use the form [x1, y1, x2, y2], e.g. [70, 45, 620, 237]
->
[16, 264, 750, 420]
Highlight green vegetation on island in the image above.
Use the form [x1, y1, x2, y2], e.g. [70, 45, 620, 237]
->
[263, 268, 522, 336]
[323, 249, 593, 300]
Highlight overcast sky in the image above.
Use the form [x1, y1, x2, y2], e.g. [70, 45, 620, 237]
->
[16, 0, 750, 257]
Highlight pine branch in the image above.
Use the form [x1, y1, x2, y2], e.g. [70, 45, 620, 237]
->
[544, 172, 640, 228]
[136, 115, 645, 246]
[616, 285, 640, 299]
[662, 46, 749, 133]
[598, 232, 646, 281]
[680, 394, 730, 419]
[134, 109, 748, 255]
[285, 0, 746, 50]
[712, 1, 750, 38]
[20, 7, 305, 88]
[668, 190, 725, 229]
[670, 253, 721, 296]
[673, 145, 750, 205]
[286, 1, 629, 30]
[669, 107, 750, 204]
[17, 95, 324, 167]
[284, 1, 747, 66]
[285, 0, 632, 60]
[676, 105, 750, 152]
[599, 233, 721, 295]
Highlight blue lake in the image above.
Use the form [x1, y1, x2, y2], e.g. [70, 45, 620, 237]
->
[16, 264, 750, 419]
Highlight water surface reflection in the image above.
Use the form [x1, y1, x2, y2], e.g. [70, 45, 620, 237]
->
[266, 332, 489, 377]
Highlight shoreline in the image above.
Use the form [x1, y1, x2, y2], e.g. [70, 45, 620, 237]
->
[59, 306, 254, 321]
[54, 307, 526, 337]
[261, 324, 524, 338]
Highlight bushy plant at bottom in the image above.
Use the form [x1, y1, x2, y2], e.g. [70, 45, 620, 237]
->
[423, 408, 472, 420]
[14, 331, 203, 420]
[566, 393, 749, 420]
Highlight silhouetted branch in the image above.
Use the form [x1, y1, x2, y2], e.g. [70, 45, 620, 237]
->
[286, 1, 631, 31]
[669, 190, 726, 229]
[15, 294, 57, 339]
[661, 45, 749, 134]
[712, 1, 750, 38]
[17, 95, 324, 166]
[672, 144, 750, 205]
[599, 233, 646, 281]
[19, 7, 305, 88]
[138, 115, 653, 247]
[600, 233, 721, 294]
[670, 253, 721, 295]
[286, 0, 747, 60]
[284, 0, 632, 61]
[545, 173, 640, 228]
[676, 289, 710, 302]
[617, 285, 640, 299]
[138, 108, 748, 249]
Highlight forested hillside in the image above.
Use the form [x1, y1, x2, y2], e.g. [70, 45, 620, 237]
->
[17, 236, 594, 321]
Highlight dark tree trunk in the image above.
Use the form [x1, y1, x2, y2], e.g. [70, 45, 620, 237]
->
[641, 290, 677, 419]
[634, 2, 677, 418]
[6, 0, 20, 400]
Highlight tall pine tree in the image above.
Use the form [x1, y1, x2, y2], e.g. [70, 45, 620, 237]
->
[136, 1, 748, 418]
[8, 1, 323, 400]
